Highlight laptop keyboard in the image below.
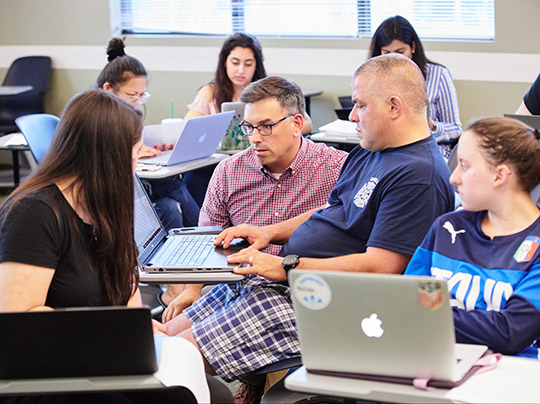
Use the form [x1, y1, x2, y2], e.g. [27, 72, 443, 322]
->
[162, 235, 215, 266]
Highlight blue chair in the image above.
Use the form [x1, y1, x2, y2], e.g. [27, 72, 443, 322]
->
[15, 113, 59, 164]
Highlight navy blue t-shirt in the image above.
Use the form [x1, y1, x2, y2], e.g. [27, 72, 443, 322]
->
[280, 136, 454, 261]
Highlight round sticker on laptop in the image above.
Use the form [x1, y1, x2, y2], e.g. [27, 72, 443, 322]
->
[293, 274, 332, 310]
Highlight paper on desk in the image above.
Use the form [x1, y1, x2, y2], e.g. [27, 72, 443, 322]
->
[154, 336, 210, 403]
[318, 119, 356, 137]
[445, 356, 540, 403]
[1, 133, 27, 146]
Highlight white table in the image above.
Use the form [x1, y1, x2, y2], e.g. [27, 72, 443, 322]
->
[310, 132, 360, 145]
[137, 153, 228, 179]
[285, 356, 540, 403]
[0, 85, 33, 96]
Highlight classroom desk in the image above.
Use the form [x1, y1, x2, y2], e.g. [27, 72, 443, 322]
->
[136, 153, 228, 179]
[309, 132, 359, 153]
[0, 85, 33, 96]
[285, 356, 540, 403]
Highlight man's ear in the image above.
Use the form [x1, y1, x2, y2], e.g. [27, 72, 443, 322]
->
[388, 96, 403, 119]
[292, 113, 304, 137]
[102, 82, 113, 93]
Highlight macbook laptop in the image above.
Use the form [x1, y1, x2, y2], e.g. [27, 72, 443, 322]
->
[139, 111, 234, 166]
[134, 175, 245, 272]
[0, 307, 157, 379]
[503, 113, 540, 130]
[288, 270, 488, 385]
[220, 102, 250, 151]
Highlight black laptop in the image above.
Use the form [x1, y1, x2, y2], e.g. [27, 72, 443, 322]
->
[0, 307, 157, 379]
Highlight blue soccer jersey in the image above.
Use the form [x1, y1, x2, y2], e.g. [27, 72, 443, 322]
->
[406, 210, 540, 358]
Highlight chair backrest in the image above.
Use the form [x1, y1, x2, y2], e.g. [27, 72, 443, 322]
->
[338, 95, 353, 108]
[15, 113, 59, 163]
[2, 56, 51, 92]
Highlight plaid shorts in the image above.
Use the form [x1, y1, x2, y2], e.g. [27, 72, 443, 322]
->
[183, 276, 300, 382]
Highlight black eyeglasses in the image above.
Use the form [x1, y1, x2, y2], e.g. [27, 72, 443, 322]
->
[239, 115, 292, 137]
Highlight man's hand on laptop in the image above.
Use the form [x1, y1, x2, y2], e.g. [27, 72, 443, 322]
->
[228, 246, 287, 282]
[214, 224, 271, 250]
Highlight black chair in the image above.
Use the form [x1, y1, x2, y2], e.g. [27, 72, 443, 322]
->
[15, 113, 59, 164]
[0, 56, 52, 135]
[338, 95, 353, 108]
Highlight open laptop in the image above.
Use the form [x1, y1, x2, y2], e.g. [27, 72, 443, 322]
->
[0, 307, 157, 379]
[503, 113, 540, 130]
[134, 175, 245, 272]
[139, 111, 234, 166]
[220, 102, 250, 151]
[288, 270, 488, 385]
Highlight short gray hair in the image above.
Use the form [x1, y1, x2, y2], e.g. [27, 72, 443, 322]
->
[240, 75, 305, 116]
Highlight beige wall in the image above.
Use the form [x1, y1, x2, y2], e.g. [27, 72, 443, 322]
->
[0, 0, 538, 132]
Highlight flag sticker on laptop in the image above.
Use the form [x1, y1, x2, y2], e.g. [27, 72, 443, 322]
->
[417, 280, 443, 310]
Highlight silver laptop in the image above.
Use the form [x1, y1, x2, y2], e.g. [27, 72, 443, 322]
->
[139, 111, 234, 166]
[134, 175, 245, 272]
[289, 270, 487, 383]
[504, 113, 540, 130]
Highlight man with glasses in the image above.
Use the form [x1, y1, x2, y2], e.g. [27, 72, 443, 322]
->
[161, 76, 347, 325]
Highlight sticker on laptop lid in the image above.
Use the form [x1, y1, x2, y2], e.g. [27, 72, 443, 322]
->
[417, 279, 444, 310]
[293, 274, 332, 310]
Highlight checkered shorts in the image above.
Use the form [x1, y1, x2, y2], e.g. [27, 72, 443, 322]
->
[183, 276, 300, 382]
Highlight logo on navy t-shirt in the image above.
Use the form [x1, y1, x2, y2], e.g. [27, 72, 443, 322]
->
[353, 177, 378, 208]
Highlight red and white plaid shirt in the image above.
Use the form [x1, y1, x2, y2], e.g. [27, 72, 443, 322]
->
[199, 138, 348, 254]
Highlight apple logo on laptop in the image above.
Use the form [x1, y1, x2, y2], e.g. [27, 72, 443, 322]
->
[198, 133, 207, 143]
[361, 313, 384, 338]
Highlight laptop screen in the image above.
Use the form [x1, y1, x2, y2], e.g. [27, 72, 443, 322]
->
[134, 175, 168, 263]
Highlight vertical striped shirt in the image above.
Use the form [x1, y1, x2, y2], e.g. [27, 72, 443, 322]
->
[199, 138, 347, 255]
[426, 63, 463, 143]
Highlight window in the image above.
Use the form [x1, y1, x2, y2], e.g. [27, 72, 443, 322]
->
[119, 0, 494, 41]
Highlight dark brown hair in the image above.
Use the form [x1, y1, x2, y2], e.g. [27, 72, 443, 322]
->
[2, 89, 143, 305]
[466, 117, 540, 193]
[368, 15, 441, 79]
[212, 33, 266, 111]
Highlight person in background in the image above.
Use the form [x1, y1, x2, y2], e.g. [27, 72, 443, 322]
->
[98, 37, 200, 230]
[183, 33, 314, 207]
[369, 15, 462, 159]
[160, 76, 347, 322]
[516, 73, 540, 115]
[406, 117, 540, 357]
[0, 89, 234, 403]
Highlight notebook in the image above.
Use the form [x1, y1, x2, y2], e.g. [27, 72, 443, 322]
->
[139, 111, 234, 166]
[220, 102, 250, 151]
[0, 307, 157, 379]
[288, 270, 489, 387]
[503, 113, 540, 130]
[134, 175, 245, 272]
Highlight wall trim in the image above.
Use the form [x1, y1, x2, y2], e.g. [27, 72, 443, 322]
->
[0, 45, 538, 83]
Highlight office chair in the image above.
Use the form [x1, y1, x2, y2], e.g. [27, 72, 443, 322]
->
[337, 96, 353, 109]
[15, 113, 59, 164]
[0, 56, 52, 135]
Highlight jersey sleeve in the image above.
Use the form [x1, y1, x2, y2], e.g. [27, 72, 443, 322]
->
[0, 197, 62, 269]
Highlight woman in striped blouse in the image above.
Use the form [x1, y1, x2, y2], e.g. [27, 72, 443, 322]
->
[369, 15, 462, 159]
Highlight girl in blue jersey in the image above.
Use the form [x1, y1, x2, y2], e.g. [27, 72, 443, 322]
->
[406, 117, 540, 358]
